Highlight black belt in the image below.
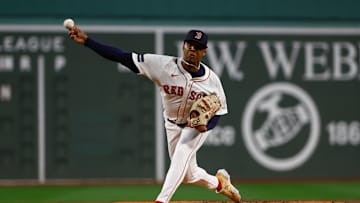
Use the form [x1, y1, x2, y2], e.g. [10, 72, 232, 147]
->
[167, 119, 188, 128]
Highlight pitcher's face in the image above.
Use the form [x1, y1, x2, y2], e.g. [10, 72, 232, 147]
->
[182, 41, 207, 68]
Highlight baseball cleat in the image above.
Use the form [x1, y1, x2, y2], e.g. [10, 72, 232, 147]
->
[216, 169, 241, 203]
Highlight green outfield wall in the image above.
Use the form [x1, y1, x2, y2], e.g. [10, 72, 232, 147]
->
[0, 26, 359, 182]
[0, 0, 359, 183]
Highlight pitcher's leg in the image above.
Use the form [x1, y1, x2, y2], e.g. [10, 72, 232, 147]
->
[155, 128, 206, 203]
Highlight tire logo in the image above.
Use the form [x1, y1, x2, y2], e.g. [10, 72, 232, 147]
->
[242, 82, 321, 171]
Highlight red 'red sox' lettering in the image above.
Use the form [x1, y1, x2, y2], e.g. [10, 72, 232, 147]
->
[163, 85, 184, 96]
[189, 90, 203, 100]
[163, 85, 203, 100]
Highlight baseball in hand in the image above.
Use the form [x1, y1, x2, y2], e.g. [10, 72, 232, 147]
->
[63, 18, 75, 29]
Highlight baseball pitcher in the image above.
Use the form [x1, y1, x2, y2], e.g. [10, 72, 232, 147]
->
[66, 26, 241, 203]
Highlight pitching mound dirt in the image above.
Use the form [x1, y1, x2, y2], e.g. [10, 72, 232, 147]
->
[113, 201, 349, 203]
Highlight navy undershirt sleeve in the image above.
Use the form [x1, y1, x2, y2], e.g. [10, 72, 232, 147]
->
[206, 115, 221, 130]
[84, 38, 139, 73]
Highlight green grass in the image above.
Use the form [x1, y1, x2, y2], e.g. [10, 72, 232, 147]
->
[0, 182, 359, 203]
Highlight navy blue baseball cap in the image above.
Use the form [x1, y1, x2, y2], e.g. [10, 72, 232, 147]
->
[184, 29, 208, 49]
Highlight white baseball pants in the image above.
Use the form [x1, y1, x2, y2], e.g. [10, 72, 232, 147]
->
[155, 119, 218, 203]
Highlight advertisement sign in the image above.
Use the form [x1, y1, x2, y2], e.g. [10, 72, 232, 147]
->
[164, 29, 360, 179]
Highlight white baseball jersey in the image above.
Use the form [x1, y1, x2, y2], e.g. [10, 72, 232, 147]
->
[132, 53, 228, 124]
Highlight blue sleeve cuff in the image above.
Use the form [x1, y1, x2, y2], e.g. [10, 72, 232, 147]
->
[207, 115, 221, 130]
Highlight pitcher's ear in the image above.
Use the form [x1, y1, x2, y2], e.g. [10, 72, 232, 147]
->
[202, 49, 207, 56]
